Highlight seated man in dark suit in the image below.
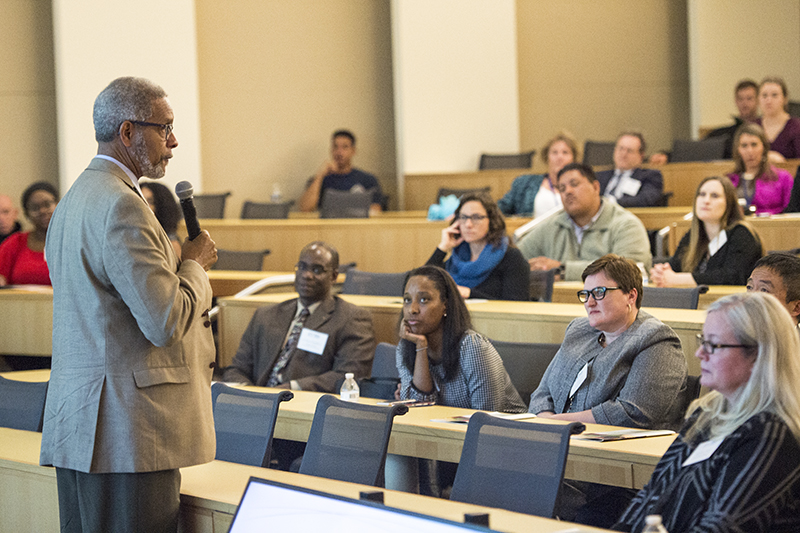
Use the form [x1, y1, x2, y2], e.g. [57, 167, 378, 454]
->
[222, 241, 375, 391]
[596, 132, 664, 207]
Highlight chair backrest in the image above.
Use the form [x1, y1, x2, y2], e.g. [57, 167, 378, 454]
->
[641, 285, 708, 309]
[529, 268, 557, 302]
[299, 395, 408, 486]
[356, 342, 400, 400]
[582, 141, 616, 166]
[491, 340, 560, 405]
[0, 376, 49, 431]
[240, 200, 292, 219]
[478, 151, 535, 170]
[213, 249, 270, 271]
[436, 186, 491, 203]
[193, 192, 231, 218]
[450, 413, 584, 517]
[670, 137, 726, 162]
[320, 189, 372, 218]
[789, 101, 800, 118]
[340, 268, 408, 297]
[211, 383, 293, 467]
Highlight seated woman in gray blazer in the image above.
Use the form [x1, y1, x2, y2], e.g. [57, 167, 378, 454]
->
[529, 254, 689, 430]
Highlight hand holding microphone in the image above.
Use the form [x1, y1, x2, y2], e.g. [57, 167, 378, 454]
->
[175, 181, 217, 270]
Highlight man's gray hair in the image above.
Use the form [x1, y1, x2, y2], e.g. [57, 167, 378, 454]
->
[93, 77, 167, 143]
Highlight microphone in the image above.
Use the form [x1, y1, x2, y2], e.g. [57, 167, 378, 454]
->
[175, 181, 201, 240]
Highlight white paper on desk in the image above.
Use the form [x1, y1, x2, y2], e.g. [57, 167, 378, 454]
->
[682, 437, 723, 467]
[297, 328, 329, 355]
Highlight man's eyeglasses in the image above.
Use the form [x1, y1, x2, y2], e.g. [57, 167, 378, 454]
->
[457, 214, 488, 223]
[695, 334, 756, 354]
[27, 199, 56, 214]
[295, 262, 330, 276]
[577, 286, 621, 303]
[130, 121, 174, 139]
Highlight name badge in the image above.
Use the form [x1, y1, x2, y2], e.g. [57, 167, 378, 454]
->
[297, 328, 329, 356]
[569, 362, 589, 399]
[682, 437, 723, 467]
[620, 175, 642, 196]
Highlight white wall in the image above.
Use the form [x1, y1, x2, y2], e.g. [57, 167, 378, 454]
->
[688, 0, 800, 136]
[391, 0, 519, 202]
[51, 0, 202, 193]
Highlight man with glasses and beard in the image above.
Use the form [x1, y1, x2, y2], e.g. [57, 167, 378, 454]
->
[41, 77, 218, 532]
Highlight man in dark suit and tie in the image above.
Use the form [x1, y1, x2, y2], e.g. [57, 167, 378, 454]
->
[222, 241, 375, 391]
[596, 132, 664, 208]
[41, 77, 219, 532]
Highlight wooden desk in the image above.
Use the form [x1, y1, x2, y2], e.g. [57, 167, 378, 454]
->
[0, 366, 672, 494]
[667, 214, 800, 256]
[218, 293, 705, 374]
[0, 287, 53, 356]
[552, 282, 746, 310]
[0, 428, 611, 533]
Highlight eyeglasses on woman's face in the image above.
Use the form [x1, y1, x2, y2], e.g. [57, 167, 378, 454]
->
[577, 286, 621, 303]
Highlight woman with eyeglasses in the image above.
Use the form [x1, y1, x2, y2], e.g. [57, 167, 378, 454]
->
[426, 192, 529, 300]
[613, 292, 800, 532]
[650, 176, 763, 287]
[0, 182, 59, 286]
[530, 254, 688, 429]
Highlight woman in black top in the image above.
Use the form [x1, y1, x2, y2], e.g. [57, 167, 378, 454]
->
[650, 176, 762, 286]
[426, 192, 529, 300]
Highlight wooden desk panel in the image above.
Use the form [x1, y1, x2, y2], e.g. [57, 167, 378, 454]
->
[667, 214, 800, 256]
[0, 288, 53, 356]
[403, 169, 535, 210]
[218, 293, 705, 374]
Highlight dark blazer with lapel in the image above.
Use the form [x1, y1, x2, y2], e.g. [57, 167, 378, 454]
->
[222, 295, 375, 392]
[40, 158, 216, 473]
[596, 168, 664, 208]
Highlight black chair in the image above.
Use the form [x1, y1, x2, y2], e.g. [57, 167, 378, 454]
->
[529, 268, 557, 302]
[654, 191, 673, 207]
[436, 186, 491, 203]
[641, 285, 708, 309]
[298, 395, 408, 486]
[582, 141, 616, 166]
[788, 100, 800, 118]
[193, 192, 231, 218]
[478, 151, 535, 170]
[0, 376, 49, 431]
[450, 412, 584, 517]
[356, 342, 400, 400]
[670, 138, 726, 162]
[340, 269, 408, 297]
[320, 189, 372, 218]
[211, 383, 293, 467]
[240, 200, 292, 219]
[686, 374, 702, 402]
[212, 249, 270, 271]
[491, 340, 560, 405]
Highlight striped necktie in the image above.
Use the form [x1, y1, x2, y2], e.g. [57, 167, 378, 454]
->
[266, 307, 310, 387]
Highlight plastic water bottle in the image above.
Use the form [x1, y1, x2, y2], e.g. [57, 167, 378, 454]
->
[340, 373, 359, 401]
[637, 262, 649, 284]
[271, 183, 282, 203]
[642, 515, 668, 532]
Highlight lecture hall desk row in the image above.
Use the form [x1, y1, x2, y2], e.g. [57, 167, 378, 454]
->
[0, 425, 613, 533]
[217, 292, 706, 375]
[402, 160, 800, 210]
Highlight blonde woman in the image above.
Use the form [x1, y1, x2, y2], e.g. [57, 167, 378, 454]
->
[614, 292, 800, 532]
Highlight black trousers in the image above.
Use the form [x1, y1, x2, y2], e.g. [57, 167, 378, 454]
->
[55, 467, 181, 533]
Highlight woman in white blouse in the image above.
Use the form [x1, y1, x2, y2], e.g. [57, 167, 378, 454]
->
[650, 176, 763, 287]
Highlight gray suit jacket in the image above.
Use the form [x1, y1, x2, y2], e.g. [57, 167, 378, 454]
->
[40, 157, 216, 473]
[222, 296, 375, 392]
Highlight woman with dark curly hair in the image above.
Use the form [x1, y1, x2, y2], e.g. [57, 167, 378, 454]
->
[425, 192, 528, 300]
[0, 181, 59, 286]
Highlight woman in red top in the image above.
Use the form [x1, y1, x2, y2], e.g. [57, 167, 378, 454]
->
[0, 182, 59, 286]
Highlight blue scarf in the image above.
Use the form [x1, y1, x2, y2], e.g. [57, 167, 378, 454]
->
[446, 237, 509, 289]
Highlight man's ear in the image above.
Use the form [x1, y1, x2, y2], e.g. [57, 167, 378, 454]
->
[118, 121, 135, 147]
[788, 299, 800, 322]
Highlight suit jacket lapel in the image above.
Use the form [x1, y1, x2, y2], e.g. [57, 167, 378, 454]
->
[303, 296, 335, 331]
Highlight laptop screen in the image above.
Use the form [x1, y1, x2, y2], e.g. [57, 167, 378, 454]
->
[228, 476, 495, 533]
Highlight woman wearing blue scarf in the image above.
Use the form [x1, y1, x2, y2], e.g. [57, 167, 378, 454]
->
[426, 192, 529, 300]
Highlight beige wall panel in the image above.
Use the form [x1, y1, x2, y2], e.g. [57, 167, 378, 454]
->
[517, 0, 690, 156]
[688, 0, 800, 135]
[195, 0, 397, 214]
[0, 0, 57, 214]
